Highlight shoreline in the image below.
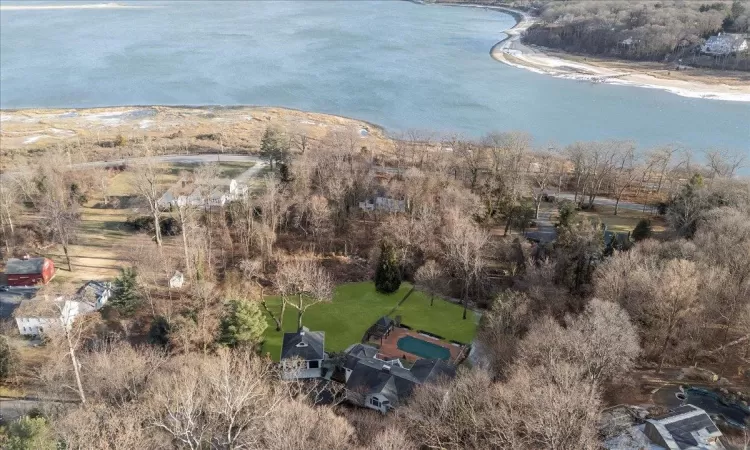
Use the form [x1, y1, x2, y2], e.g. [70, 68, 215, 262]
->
[442, 2, 750, 102]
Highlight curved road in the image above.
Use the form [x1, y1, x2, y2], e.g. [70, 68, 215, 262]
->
[1, 153, 267, 179]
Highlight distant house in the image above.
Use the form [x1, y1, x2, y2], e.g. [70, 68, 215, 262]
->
[14, 295, 94, 336]
[280, 329, 326, 380]
[157, 177, 248, 209]
[3, 257, 55, 287]
[701, 33, 748, 55]
[344, 344, 456, 413]
[358, 197, 406, 213]
[605, 405, 725, 450]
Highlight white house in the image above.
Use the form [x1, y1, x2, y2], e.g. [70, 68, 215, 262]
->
[279, 329, 326, 380]
[157, 177, 249, 209]
[14, 296, 94, 336]
[701, 33, 748, 55]
[359, 197, 406, 213]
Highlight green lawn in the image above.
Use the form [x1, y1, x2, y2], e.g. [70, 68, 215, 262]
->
[260, 282, 478, 360]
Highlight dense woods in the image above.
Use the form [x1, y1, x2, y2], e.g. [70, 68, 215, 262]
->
[518, 0, 750, 70]
[1, 123, 748, 448]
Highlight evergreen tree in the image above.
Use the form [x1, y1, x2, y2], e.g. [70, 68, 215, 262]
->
[2, 416, 58, 450]
[109, 267, 142, 317]
[375, 241, 402, 294]
[259, 127, 287, 170]
[219, 299, 268, 348]
[632, 219, 653, 242]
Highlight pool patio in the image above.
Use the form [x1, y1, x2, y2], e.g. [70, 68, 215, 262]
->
[376, 327, 464, 363]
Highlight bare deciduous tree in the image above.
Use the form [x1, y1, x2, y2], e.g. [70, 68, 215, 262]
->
[275, 259, 333, 331]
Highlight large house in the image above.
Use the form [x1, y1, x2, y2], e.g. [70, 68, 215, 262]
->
[3, 256, 55, 287]
[157, 177, 248, 209]
[279, 329, 326, 380]
[605, 405, 725, 450]
[14, 295, 94, 336]
[701, 33, 748, 55]
[343, 343, 456, 413]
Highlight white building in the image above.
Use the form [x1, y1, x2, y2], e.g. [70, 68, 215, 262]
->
[14, 281, 111, 336]
[157, 178, 248, 209]
[701, 33, 748, 55]
[14, 296, 94, 336]
[279, 329, 326, 380]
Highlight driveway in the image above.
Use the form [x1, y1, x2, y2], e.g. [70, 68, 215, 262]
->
[0, 288, 37, 319]
[525, 207, 557, 243]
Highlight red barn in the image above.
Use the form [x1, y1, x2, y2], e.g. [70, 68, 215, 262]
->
[4, 257, 55, 287]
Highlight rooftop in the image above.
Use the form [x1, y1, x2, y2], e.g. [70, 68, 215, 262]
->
[280, 329, 326, 361]
[5, 257, 48, 275]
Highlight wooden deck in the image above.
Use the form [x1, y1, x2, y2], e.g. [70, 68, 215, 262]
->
[374, 327, 463, 363]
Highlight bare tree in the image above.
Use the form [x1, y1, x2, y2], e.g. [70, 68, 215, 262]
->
[0, 176, 19, 252]
[35, 155, 80, 271]
[609, 143, 640, 215]
[131, 156, 165, 246]
[441, 209, 489, 320]
[414, 260, 445, 307]
[275, 259, 333, 331]
[704, 148, 747, 179]
[529, 149, 556, 219]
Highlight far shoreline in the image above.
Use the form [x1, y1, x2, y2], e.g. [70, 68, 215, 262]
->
[437, 1, 750, 103]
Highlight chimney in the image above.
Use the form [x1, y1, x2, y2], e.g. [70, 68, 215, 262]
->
[382, 364, 391, 373]
[22, 253, 30, 260]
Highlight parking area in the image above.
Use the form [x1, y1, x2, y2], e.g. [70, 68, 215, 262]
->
[0, 287, 38, 319]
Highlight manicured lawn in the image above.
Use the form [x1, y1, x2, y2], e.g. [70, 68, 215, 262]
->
[393, 289, 477, 344]
[260, 282, 478, 360]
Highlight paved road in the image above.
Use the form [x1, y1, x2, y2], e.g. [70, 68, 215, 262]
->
[0, 399, 42, 423]
[1, 153, 267, 179]
[555, 193, 652, 213]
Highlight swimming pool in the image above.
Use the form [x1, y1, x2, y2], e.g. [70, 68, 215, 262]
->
[396, 335, 451, 361]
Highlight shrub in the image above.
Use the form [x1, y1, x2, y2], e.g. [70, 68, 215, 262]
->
[126, 216, 182, 236]
[632, 219, 653, 241]
[148, 316, 171, 347]
[113, 134, 127, 147]
[375, 241, 401, 294]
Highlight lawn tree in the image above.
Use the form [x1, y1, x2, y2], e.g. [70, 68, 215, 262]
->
[35, 154, 81, 271]
[414, 260, 445, 307]
[0, 335, 19, 382]
[290, 127, 311, 154]
[276, 258, 333, 332]
[582, 141, 618, 209]
[609, 143, 640, 215]
[441, 209, 489, 320]
[91, 166, 112, 206]
[374, 240, 402, 294]
[529, 149, 556, 219]
[632, 218, 652, 241]
[132, 156, 165, 246]
[218, 299, 267, 348]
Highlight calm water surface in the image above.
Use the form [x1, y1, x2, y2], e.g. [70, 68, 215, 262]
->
[1, 1, 749, 152]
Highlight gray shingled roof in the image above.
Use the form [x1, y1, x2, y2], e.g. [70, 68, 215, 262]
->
[345, 358, 420, 405]
[280, 330, 325, 361]
[343, 343, 379, 371]
[648, 405, 722, 450]
[345, 356, 456, 406]
[5, 258, 47, 275]
[410, 358, 457, 383]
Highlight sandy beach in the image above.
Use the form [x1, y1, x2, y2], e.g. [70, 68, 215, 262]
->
[481, 6, 750, 102]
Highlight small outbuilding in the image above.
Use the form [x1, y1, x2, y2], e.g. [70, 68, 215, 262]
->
[4, 256, 55, 287]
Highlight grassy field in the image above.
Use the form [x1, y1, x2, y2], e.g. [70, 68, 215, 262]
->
[260, 282, 478, 360]
[578, 205, 666, 233]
